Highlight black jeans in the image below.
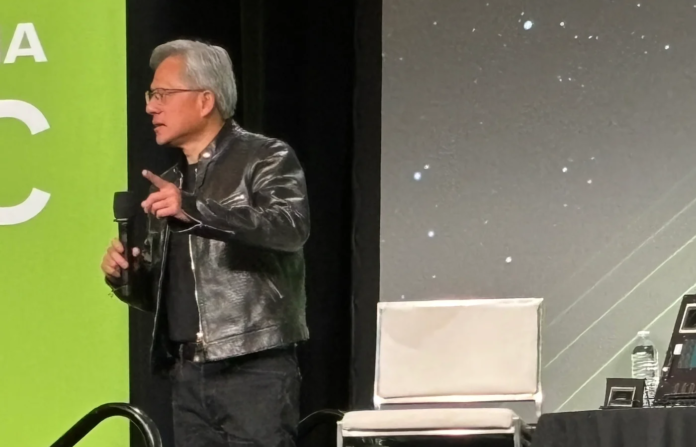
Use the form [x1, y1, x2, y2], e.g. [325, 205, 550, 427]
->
[170, 346, 301, 447]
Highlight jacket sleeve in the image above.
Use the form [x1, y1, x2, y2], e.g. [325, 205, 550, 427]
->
[177, 141, 310, 252]
[106, 228, 156, 313]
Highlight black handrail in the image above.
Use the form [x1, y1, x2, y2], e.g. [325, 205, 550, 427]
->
[297, 409, 345, 439]
[50, 403, 162, 447]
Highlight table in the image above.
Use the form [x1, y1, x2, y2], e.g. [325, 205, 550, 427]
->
[534, 407, 696, 447]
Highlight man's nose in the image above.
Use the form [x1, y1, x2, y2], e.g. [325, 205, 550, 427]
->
[145, 101, 159, 115]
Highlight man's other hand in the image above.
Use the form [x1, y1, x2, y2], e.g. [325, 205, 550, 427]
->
[101, 238, 140, 279]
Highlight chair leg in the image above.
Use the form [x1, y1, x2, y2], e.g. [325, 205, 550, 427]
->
[513, 420, 522, 447]
[336, 425, 343, 447]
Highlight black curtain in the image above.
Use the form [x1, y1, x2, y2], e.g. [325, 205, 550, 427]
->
[125, 1, 356, 446]
[351, 0, 382, 411]
[247, 2, 355, 446]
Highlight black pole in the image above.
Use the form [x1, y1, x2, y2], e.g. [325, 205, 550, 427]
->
[50, 403, 162, 447]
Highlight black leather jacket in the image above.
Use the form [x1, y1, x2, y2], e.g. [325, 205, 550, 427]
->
[109, 120, 310, 372]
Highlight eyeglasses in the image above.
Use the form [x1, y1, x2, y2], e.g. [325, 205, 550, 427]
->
[145, 88, 205, 105]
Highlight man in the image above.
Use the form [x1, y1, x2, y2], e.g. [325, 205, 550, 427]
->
[100, 39, 310, 447]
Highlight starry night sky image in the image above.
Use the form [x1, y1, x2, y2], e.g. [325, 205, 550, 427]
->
[380, 0, 696, 412]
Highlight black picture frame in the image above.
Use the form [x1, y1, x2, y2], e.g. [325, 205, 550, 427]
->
[601, 378, 646, 409]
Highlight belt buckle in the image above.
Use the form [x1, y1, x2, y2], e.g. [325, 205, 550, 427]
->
[178, 342, 200, 362]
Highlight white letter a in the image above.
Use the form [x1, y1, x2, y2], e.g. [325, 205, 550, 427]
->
[4, 23, 47, 64]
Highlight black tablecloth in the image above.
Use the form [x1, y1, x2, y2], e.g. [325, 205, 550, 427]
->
[534, 407, 696, 447]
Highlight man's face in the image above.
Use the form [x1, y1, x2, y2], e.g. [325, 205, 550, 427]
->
[146, 56, 205, 147]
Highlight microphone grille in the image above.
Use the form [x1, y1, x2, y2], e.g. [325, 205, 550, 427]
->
[113, 192, 137, 219]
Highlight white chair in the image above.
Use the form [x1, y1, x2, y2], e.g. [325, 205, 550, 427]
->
[338, 298, 543, 447]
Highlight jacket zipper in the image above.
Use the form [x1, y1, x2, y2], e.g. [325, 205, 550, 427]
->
[189, 235, 204, 344]
[184, 168, 204, 346]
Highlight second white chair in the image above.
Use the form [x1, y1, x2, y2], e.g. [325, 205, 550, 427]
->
[338, 297, 543, 447]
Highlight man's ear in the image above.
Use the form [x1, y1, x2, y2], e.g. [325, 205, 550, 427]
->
[200, 91, 217, 117]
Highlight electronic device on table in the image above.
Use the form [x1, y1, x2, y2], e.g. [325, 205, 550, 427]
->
[654, 294, 696, 406]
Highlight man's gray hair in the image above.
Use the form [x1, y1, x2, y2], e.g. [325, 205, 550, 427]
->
[150, 39, 237, 119]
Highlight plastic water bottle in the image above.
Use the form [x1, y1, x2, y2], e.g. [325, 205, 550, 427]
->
[631, 331, 659, 405]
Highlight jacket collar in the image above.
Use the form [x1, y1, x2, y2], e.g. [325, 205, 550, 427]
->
[198, 119, 239, 161]
[173, 119, 240, 190]
[174, 119, 239, 173]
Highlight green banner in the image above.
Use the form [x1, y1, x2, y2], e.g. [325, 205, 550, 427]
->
[0, 2, 129, 446]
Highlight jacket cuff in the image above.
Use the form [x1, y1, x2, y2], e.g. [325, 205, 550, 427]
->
[105, 276, 130, 299]
[105, 275, 122, 290]
[168, 216, 198, 233]
[180, 191, 204, 229]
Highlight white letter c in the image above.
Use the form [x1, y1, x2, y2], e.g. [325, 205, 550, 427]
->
[0, 100, 51, 226]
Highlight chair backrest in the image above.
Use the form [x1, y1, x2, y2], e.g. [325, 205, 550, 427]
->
[374, 298, 543, 410]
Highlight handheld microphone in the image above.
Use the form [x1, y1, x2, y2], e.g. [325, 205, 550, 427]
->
[113, 192, 137, 297]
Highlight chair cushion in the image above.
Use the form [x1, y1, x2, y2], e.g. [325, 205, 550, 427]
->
[341, 408, 518, 432]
